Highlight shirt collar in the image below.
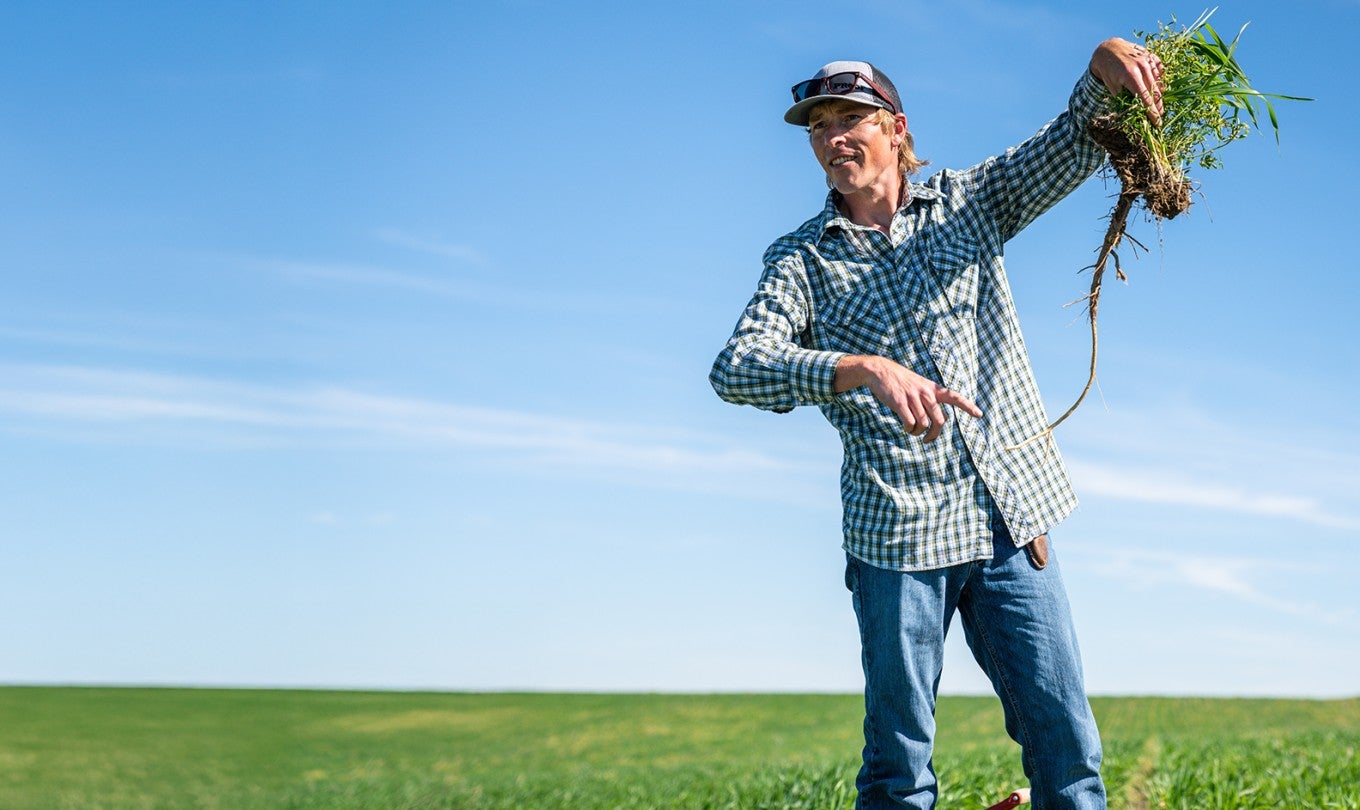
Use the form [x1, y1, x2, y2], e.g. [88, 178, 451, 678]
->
[815, 181, 943, 243]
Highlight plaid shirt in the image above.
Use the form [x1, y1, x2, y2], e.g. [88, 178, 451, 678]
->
[711, 72, 1110, 571]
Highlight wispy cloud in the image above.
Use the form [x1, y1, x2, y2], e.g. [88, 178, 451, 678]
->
[307, 511, 395, 528]
[1075, 547, 1355, 627]
[250, 255, 666, 313]
[373, 228, 485, 264]
[0, 324, 206, 357]
[1058, 398, 1360, 532]
[263, 258, 477, 299]
[0, 308, 266, 362]
[1066, 459, 1360, 531]
[0, 364, 810, 486]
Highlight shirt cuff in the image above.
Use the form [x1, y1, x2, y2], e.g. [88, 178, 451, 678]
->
[787, 348, 847, 406]
[1072, 69, 1112, 122]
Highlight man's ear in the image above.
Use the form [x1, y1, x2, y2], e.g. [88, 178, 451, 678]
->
[888, 114, 907, 148]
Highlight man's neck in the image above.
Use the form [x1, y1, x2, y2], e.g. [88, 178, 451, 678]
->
[837, 177, 905, 234]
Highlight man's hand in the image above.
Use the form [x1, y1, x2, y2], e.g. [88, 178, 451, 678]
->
[1090, 37, 1165, 124]
[834, 355, 983, 443]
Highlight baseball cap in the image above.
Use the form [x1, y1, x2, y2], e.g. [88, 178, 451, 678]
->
[784, 60, 902, 126]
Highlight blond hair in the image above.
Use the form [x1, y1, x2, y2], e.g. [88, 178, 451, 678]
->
[876, 108, 927, 177]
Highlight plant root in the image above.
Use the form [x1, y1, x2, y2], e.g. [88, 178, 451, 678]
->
[1006, 114, 1191, 452]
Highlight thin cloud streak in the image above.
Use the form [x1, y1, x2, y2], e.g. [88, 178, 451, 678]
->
[1074, 547, 1355, 627]
[252, 256, 669, 314]
[264, 258, 476, 299]
[0, 365, 805, 482]
[373, 228, 485, 263]
[1066, 458, 1360, 531]
[0, 324, 206, 357]
[7, 363, 1353, 524]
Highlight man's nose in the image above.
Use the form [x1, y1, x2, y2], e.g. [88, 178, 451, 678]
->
[820, 122, 851, 144]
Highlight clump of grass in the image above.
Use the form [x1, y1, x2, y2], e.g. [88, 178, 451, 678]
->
[1013, 9, 1310, 449]
[1120, 8, 1299, 185]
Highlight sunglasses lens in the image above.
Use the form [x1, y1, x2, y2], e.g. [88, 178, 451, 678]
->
[792, 71, 892, 110]
[825, 72, 858, 95]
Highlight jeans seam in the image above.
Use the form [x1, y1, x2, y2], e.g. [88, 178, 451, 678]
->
[849, 559, 881, 805]
[962, 597, 1038, 789]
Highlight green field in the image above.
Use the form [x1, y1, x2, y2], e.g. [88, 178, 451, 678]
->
[0, 688, 1356, 808]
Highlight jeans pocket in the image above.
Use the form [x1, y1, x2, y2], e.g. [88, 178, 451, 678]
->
[844, 554, 859, 593]
[1024, 535, 1049, 570]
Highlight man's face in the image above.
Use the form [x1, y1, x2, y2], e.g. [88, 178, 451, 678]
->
[807, 100, 906, 198]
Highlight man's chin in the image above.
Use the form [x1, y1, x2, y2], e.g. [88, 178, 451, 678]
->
[826, 174, 858, 195]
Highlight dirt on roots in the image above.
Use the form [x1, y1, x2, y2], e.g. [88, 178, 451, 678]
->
[1088, 112, 1192, 220]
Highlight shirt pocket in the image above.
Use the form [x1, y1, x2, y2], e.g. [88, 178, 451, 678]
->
[928, 232, 981, 319]
[922, 231, 983, 390]
[816, 290, 893, 356]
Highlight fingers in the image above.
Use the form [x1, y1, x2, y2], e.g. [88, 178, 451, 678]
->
[861, 357, 982, 443]
[923, 401, 947, 444]
[898, 386, 982, 444]
[904, 398, 931, 438]
[1130, 46, 1165, 123]
[1091, 38, 1166, 125]
[937, 388, 983, 419]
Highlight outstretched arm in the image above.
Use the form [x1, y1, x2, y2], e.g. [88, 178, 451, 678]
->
[974, 36, 1166, 241]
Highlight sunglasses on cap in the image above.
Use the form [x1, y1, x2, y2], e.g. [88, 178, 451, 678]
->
[790, 71, 897, 114]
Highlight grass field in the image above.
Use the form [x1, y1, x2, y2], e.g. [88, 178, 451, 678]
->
[0, 688, 1357, 808]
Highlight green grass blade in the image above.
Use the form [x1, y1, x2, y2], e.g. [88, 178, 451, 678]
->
[1228, 21, 1250, 59]
[1186, 6, 1218, 33]
[1265, 98, 1281, 143]
[1202, 21, 1231, 55]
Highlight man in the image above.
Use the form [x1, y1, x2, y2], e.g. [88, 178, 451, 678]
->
[709, 39, 1163, 809]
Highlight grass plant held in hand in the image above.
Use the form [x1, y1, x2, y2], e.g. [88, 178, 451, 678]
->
[1013, 8, 1311, 449]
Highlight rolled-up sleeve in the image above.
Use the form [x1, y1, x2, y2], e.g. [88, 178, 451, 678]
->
[976, 71, 1112, 241]
[709, 257, 845, 414]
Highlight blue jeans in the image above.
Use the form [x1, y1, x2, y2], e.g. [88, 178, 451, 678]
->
[844, 514, 1105, 809]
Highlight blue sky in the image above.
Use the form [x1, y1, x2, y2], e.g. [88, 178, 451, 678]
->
[1, 1, 1355, 698]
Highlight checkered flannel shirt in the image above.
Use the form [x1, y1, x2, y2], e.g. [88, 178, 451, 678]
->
[710, 72, 1110, 571]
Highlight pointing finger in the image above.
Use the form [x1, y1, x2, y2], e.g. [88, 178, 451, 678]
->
[938, 389, 983, 419]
